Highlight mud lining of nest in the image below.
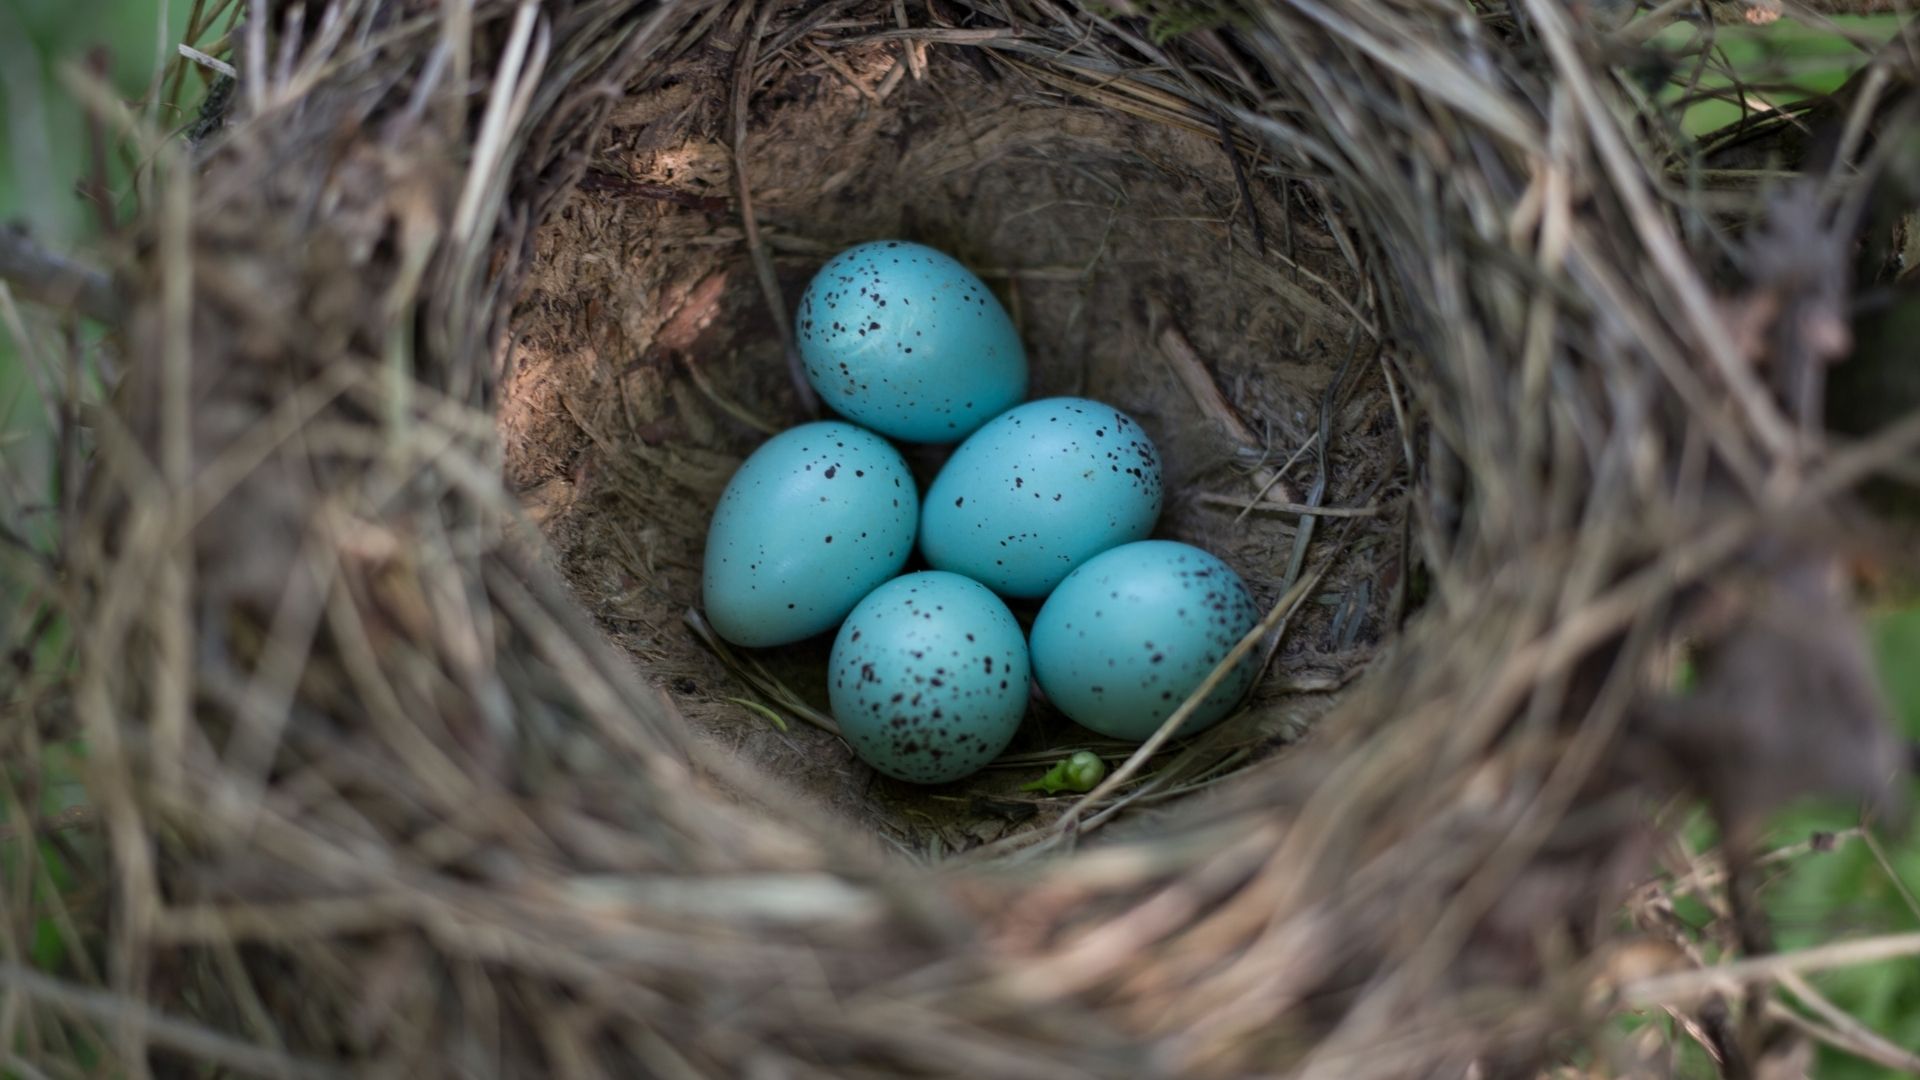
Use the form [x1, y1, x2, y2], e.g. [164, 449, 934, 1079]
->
[506, 42, 1400, 847]
[12, 0, 1919, 1076]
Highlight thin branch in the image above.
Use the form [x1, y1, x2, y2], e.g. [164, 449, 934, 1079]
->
[731, 0, 816, 415]
[1193, 493, 1385, 518]
[1772, 970, 1920, 1075]
[0, 228, 117, 322]
[1860, 828, 1920, 924]
[1620, 932, 1920, 1007]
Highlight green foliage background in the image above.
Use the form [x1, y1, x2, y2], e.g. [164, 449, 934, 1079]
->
[1662, 15, 1907, 133]
[0, 0, 197, 531]
[1767, 608, 1920, 1079]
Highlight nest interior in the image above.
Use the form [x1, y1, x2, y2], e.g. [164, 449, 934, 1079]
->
[503, 38, 1402, 845]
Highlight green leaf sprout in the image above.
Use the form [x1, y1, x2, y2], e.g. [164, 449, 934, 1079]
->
[1021, 750, 1108, 795]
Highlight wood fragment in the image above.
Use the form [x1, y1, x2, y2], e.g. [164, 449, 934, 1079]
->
[176, 43, 238, 79]
[1153, 298, 1261, 449]
[1150, 296, 1300, 505]
[892, 0, 924, 81]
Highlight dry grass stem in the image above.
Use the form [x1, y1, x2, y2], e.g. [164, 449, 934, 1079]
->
[1622, 933, 1920, 1007]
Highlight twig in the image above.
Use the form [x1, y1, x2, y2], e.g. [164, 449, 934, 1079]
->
[1231, 433, 1319, 525]
[1056, 563, 1329, 833]
[684, 609, 839, 736]
[761, 0, 863, 60]
[1151, 296, 1308, 510]
[1216, 112, 1267, 253]
[0, 228, 117, 322]
[1194, 493, 1385, 518]
[1772, 969, 1920, 1074]
[1280, 331, 1362, 596]
[890, 0, 925, 80]
[681, 356, 781, 435]
[1659, 827, 1862, 897]
[177, 43, 238, 79]
[450, 2, 542, 243]
[1860, 828, 1920, 923]
[1619, 932, 1920, 1007]
[731, 1, 816, 415]
[723, 696, 790, 732]
[162, 0, 217, 107]
[850, 27, 1021, 44]
[1377, 354, 1414, 626]
[1151, 297, 1261, 449]
[1524, 0, 1797, 461]
[1268, 668, 1364, 694]
[873, 54, 908, 101]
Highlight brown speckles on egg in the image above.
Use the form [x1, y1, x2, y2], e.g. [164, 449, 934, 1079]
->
[701, 422, 918, 648]
[794, 242, 1026, 444]
[827, 572, 1032, 784]
[1029, 541, 1260, 743]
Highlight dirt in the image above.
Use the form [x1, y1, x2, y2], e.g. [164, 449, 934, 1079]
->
[501, 36, 1403, 852]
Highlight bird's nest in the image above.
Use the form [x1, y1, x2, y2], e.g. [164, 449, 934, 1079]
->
[507, 24, 1399, 845]
[4, 1, 1918, 1077]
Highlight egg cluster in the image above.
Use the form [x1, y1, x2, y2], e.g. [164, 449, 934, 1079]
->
[701, 241, 1260, 785]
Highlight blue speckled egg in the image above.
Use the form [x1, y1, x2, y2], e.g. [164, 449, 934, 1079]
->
[919, 397, 1162, 599]
[796, 241, 1027, 444]
[702, 421, 917, 647]
[1029, 541, 1260, 742]
[829, 572, 1031, 784]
